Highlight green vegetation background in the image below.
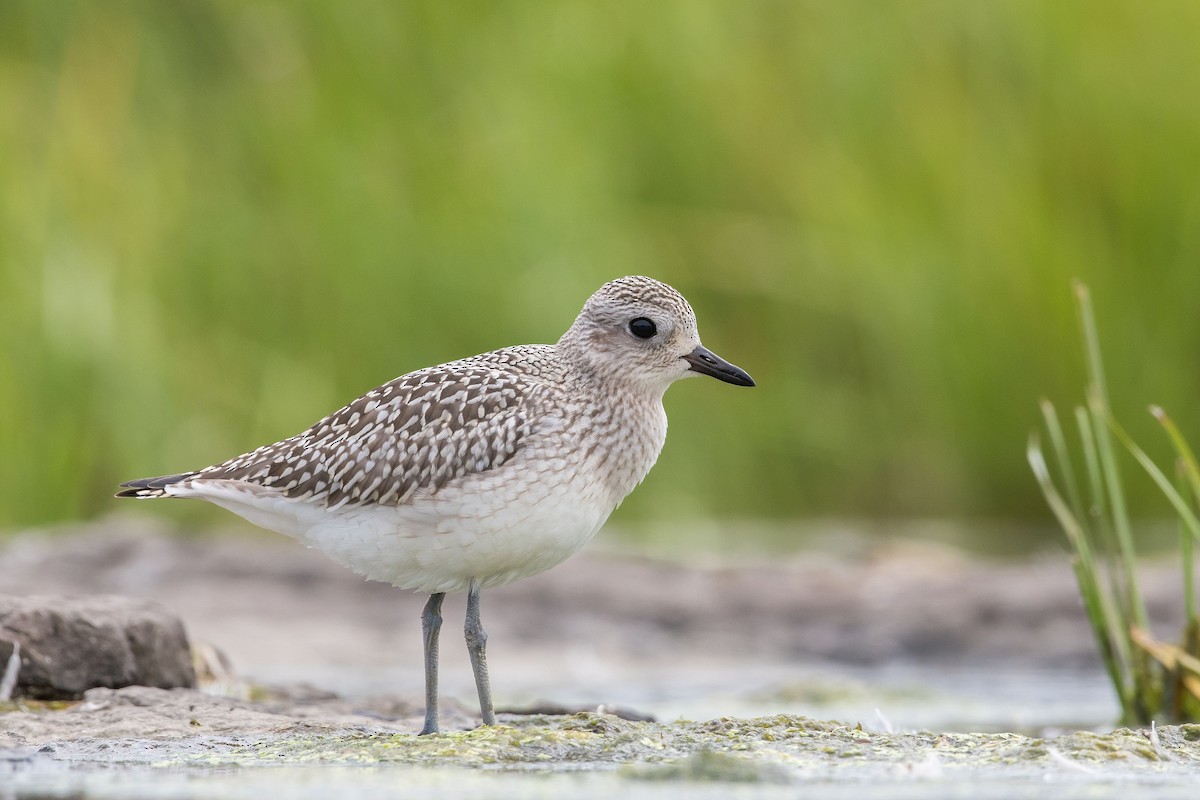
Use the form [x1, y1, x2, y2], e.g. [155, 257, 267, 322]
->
[4, 1, 1200, 535]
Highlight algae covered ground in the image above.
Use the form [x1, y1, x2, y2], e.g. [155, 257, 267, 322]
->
[4, 696, 1200, 799]
[194, 711, 1200, 778]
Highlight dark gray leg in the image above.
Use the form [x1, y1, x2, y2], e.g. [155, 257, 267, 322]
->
[465, 578, 497, 726]
[419, 592, 445, 735]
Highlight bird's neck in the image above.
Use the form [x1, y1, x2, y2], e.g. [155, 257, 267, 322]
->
[576, 385, 669, 506]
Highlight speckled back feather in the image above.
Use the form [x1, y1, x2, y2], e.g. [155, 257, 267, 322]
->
[119, 346, 562, 509]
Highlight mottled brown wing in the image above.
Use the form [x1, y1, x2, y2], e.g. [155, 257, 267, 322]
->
[197, 360, 545, 509]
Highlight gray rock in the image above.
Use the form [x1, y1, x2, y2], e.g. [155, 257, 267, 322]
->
[0, 595, 195, 700]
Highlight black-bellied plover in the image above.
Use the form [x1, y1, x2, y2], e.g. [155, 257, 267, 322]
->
[117, 276, 754, 733]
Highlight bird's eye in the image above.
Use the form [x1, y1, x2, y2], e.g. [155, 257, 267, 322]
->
[628, 317, 657, 339]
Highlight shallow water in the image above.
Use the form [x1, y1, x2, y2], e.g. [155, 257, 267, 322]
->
[486, 662, 1120, 736]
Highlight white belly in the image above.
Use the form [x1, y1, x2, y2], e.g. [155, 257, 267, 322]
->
[176, 458, 615, 594]
[171, 400, 667, 595]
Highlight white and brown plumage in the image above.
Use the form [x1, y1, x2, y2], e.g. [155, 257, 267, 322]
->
[118, 275, 754, 733]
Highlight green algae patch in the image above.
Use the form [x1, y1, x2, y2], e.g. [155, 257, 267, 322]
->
[144, 713, 1200, 780]
[1054, 726, 1200, 764]
[0, 699, 78, 714]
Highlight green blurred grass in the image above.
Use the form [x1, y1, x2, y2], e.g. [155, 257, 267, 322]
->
[3, 1, 1200, 531]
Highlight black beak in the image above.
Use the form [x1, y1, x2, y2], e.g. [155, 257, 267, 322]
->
[683, 345, 756, 387]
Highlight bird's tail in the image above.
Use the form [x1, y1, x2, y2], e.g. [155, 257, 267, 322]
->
[115, 472, 200, 498]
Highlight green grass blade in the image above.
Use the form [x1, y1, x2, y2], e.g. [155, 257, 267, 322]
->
[1152, 406, 1200, 503]
[1028, 434, 1088, 556]
[1107, 411, 1200, 544]
[1075, 282, 1146, 629]
[1177, 461, 1197, 629]
[1087, 388, 1148, 629]
[1073, 403, 1134, 658]
[1028, 433, 1134, 713]
[1040, 398, 1087, 526]
[1150, 405, 1199, 639]
[1076, 406, 1114, 547]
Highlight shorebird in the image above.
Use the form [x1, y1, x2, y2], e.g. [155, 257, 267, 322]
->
[117, 276, 755, 733]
